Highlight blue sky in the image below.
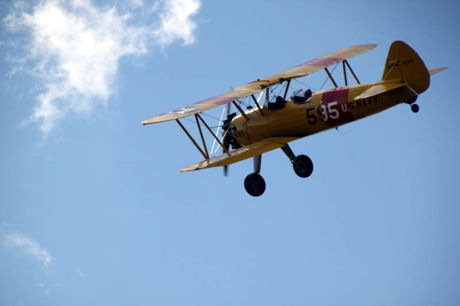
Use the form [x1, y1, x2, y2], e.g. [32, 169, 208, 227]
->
[1, 0, 459, 305]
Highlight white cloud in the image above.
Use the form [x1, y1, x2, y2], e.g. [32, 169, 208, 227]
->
[130, 0, 145, 8]
[4, 0, 201, 135]
[3, 231, 53, 267]
[155, 0, 201, 46]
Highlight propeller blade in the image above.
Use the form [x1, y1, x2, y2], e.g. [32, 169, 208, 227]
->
[226, 101, 231, 116]
[222, 102, 232, 176]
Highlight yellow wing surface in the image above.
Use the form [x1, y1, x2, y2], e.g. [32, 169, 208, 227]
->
[180, 137, 299, 172]
[141, 44, 377, 125]
[429, 67, 448, 76]
[354, 83, 408, 100]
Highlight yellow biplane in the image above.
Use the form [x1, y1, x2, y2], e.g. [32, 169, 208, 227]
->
[142, 41, 446, 196]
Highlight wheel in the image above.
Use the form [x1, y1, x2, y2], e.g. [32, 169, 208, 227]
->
[244, 173, 266, 197]
[293, 154, 313, 178]
[411, 103, 420, 113]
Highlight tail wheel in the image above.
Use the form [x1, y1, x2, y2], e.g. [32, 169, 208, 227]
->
[244, 173, 266, 197]
[411, 103, 420, 113]
[293, 155, 313, 178]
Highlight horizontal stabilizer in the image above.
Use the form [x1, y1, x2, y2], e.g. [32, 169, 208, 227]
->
[354, 83, 407, 100]
[429, 66, 448, 76]
[180, 137, 299, 172]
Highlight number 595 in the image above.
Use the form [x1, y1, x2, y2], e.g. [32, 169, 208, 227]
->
[306, 101, 339, 124]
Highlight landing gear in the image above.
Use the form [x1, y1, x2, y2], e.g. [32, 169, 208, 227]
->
[244, 154, 266, 197]
[406, 96, 417, 104]
[411, 103, 420, 113]
[242, 146, 314, 197]
[244, 173, 266, 197]
[293, 154, 314, 178]
[405, 96, 419, 113]
[282, 144, 314, 178]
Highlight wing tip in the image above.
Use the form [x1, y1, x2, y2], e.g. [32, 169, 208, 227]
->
[356, 43, 377, 51]
[429, 66, 448, 76]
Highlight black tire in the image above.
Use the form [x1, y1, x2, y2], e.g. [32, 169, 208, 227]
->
[293, 154, 313, 178]
[244, 173, 266, 197]
[411, 104, 420, 113]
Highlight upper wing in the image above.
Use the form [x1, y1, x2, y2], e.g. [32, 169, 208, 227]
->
[141, 44, 377, 125]
[180, 137, 299, 172]
[254, 43, 377, 87]
[141, 83, 262, 125]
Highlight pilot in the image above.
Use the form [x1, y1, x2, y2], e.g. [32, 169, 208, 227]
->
[292, 89, 312, 103]
[268, 96, 287, 110]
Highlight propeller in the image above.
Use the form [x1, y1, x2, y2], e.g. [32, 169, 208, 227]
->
[222, 93, 263, 176]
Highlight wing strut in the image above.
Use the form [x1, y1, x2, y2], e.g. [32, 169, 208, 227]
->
[176, 119, 209, 161]
[176, 114, 231, 162]
[342, 61, 348, 86]
[194, 115, 209, 159]
[283, 80, 291, 100]
[232, 101, 249, 120]
[196, 114, 229, 155]
[343, 60, 361, 84]
[251, 95, 265, 116]
[328, 59, 361, 87]
[324, 67, 339, 88]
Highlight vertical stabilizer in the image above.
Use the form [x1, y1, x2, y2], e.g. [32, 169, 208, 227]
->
[382, 41, 430, 94]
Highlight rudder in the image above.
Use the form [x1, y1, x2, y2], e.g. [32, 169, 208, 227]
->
[382, 41, 430, 94]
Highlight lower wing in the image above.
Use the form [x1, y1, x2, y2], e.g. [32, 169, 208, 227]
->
[180, 137, 299, 172]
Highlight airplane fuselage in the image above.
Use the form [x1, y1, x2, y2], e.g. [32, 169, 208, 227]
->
[231, 81, 416, 146]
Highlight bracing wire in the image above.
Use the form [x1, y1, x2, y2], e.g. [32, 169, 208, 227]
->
[210, 106, 226, 155]
[319, 63, 339, 90]
[212, 128, 228, 156]
[184, 117, 195, 124]
[293, 77, 317, 91]
[201, 112, 222, 121]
